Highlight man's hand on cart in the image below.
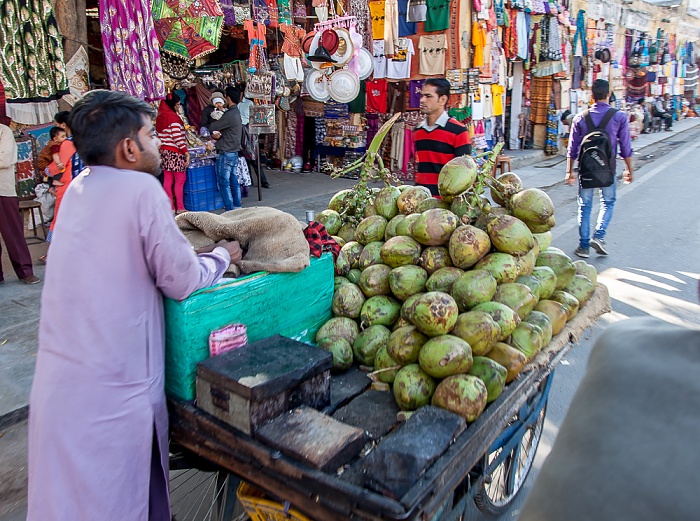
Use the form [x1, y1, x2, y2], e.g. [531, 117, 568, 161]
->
[195, 240, 243, 263]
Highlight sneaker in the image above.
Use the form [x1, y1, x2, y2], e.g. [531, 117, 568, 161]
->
[21, 275, 41, 285]
[590, 238, 609, 255]
[574, 246, 590, 258]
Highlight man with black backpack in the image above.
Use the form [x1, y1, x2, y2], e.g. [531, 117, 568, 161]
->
[566, 80, 633, 258]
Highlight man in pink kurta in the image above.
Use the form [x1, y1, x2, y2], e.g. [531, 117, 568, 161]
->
[27, 91, 242, 520]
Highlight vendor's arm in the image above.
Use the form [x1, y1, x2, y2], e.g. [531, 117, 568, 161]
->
[48, 140, 76, 176]
[565, 114, 584, 185]
[0, 125, 17, 170]
[141, 182, 231, 300]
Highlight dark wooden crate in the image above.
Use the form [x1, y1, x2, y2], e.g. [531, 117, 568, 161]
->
[196, 335, 332, 435]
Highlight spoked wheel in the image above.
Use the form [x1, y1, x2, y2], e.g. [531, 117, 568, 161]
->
[474, 404, 546, 516]
[169, 445, 246, 521]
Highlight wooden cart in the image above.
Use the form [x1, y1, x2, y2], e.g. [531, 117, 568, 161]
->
[169, 285, 611, 521]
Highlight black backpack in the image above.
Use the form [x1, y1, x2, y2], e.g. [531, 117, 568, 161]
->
[577, 109, 617, 189]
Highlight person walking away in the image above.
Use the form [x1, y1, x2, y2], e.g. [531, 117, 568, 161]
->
[0, 123, 40, 285]
[566, 79, 633, 258]
[653, 94, 673, 131]
[156, 93, 190, 214]
[413, 78, 471, 196]
[209, 86, 244, 210]
[26, 90, 243, 521]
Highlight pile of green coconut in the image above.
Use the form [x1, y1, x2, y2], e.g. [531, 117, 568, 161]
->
[314, 154, 599, 423]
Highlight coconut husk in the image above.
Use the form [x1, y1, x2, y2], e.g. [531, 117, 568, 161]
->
[176, 207, 310, 277]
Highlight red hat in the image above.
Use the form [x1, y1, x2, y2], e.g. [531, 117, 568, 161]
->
[321, 30, 340, 55]
[302, 31, 317, 54]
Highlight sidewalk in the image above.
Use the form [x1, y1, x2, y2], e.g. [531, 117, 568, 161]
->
[2, 115, 699, 427]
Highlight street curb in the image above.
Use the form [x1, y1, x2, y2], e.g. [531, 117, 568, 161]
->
[0, 405, 28, 431]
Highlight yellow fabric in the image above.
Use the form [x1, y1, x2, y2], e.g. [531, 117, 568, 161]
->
[471, 21, 485, 68]
[492, 84, 505, 116]
[369, 0, 386, 41]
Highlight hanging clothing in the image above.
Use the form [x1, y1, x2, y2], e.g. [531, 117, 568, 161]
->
[504, 8, 518, 59]
[348, 81, 367, 113]
[366, 79, 389, 113]
[387, 81, 407, 112]
[545, 102, 558, 155]
[409, 79, 424, 108]
[419, 34, 447, 76]
[492, 84, 505, 116]
[1, 0, 69, 124]
[398, 0, 417, 36]
[516, 11, 529, 61]
[244, 20, 268, 72]
[471, 21, 486, 67]
[425, 0, 450, 32]
[349, 0, 374, 53]
[387, 38, 415, 79]
[373, 40, 388, 79]
[529, 75, 552, 125]
[369, 0, 386, 40]
[100, 0, 165, 103]
[406, 0, 427, 22]
[384, 0, 399, 56]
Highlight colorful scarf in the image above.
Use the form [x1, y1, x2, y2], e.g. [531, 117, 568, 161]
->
[99, 0, 165, 101]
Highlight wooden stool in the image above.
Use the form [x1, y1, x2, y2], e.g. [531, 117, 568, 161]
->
[492, 155, 513, 177]
[19, 199, 46, 244]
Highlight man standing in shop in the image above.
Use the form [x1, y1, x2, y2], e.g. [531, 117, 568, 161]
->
[414, 78, 471, 196]
[209, 86, 244, 210]
[0, 123, 40, 285]
[566, 79, 633, 258]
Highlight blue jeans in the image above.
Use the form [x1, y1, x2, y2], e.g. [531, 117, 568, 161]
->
[578, 183, 616, 249]
[215, 151, 241, 210]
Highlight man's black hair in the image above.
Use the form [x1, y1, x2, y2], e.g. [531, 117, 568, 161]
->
[423, 78, 451, 100]
[68, 90, 156, 166]
[54, 111, 71, 126]
[225, 87, 241, 104]
[49, 126, 66, 140]
[592, 79, 610, 102]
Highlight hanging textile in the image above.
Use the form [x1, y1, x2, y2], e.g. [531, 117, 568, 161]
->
[100, 0, 165, 102]
[529, 75, 552, 125]
[572, 9, 587, 57]
[504, 9, 518, 59]
[349, 0, 373, 54]
[545, 102, 557, 155]
[1, 0, 69, 124]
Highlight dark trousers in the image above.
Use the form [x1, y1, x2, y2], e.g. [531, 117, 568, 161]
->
[661, 113, 673, 129]
[0, 196, 34, 281]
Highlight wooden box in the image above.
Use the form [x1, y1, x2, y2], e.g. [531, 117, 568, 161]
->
[196, 335, 333, 435]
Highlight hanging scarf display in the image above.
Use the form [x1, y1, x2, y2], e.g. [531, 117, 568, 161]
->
[548, 16, 562, 61]
[1, 0, 70, 124]
[572, 9, 586, 57]
[545, 102, 557, 155]
[100, 0, 165, 102]
[504, 8, 518, 59]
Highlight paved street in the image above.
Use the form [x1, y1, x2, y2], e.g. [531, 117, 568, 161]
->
[1, 119, 700, 520]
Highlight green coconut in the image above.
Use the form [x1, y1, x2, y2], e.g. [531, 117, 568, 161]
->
[363, 202, 378, 217]
[492, 283, 538, 320]
[337, 222, 358, 244]
[347, 269, 362, 285]
[380, 236, 422, 268]
[396, 213, 421, 236]
[438, 155, 479, 200]
[411, 209, 460, 246]
[400, 293, 422, 320]
[331, 235, 346, 248]
[451, 311, 501, 356]
[360, 295, 402, 328]
[426, 267, 465, 293]
[534, 300, 568, 336]
[334, 276, 351, 291]
[448, 225, 491, 269]
[373, 346, 401, 383]
[317, 337, 353, 371]
[316, 209, 342, 235]
[526, 215, 556, 234]
[404, 291, 459, 337]
[389, 265, 428, 301]
[531, 266, 558, 299]
[509, 322, 544, 360]
[328, 189, 353, 212]
[358, 241, 385, 270]
[432, 374, 487, 422]
[486, 214, 535, 256]
[416, 198, 451, 213]
[533, 231, 553, 252]
[355, 216, 388, 245]
[335, 242, 362, 276]
[472, 301, 521, 341]
[514, 275, 542, 301]
[397, 187, 432, 215]
[418, 246, 453, 275]
[387, 325, 429, 364]
[451, 269, 498, 312]
[564, 274, 596, 305]
[515, 245, 540, 277]
[353, 325, 391, 365]
[393, 364, 437, 411]
[315, 317, 360, 345]
[508, 188, 555, 226]
[419, 334, 473, 378]
[332, 283, 366, 319]
[490, 172, 523, 207]
[524, 310, 553, 347]
[536, 250, 576, 290]
[450, 194, 471, 219]
[473, 253, 520, 285]
[358, 264, 392, 297]
[384, 214, 406, 241]
[574, 260, 598, 286]
[550, 290, 580, 321]
[374, 186, 401, 220]
[469, 357, 507, 403]
[486, 342, 527, 383]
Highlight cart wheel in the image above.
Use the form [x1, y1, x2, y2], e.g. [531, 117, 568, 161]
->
[169, 447, 247, 520]
[473, 403, 546, 516]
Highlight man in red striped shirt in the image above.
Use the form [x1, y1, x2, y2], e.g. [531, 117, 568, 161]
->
[414, 78, 471, 196]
